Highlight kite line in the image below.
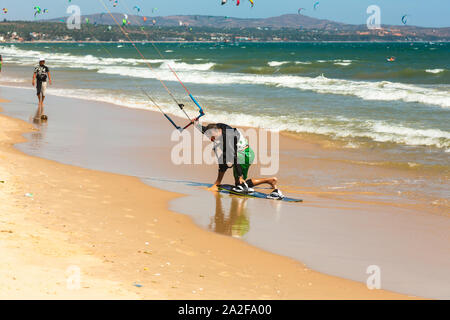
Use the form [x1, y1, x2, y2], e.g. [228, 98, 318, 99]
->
[97, 0, 205, 132]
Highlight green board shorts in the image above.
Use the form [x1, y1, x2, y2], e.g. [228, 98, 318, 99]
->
[233, 147, 255, 181]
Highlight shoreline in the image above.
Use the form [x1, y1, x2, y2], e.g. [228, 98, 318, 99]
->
[1, 81, 446, 217]
[0, 97, 416, 299]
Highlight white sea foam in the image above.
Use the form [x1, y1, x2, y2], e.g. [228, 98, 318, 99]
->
[96, 65, 450, 109]
[367, 122, 450, 148]
[425, 69, 445, 74]
[334, 62, 351, 66]
[1, 45, 146, 67]
[2, 45, 450, 109]
[2, 81, 448, 150]
[200, 112, 450, 150]
[333, 59, 353, 66]
[267, 61, 289, 67]
[1, 45, 215, 73]
[4, 45, 448, 108]
[159, 61, 215, 71]
[46, 87, 449, 149]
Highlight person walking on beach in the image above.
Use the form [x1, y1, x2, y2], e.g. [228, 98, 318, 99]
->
[0, 54, 3, 73]
[32, 58, 52, 119]
[199, 122, 284, 200]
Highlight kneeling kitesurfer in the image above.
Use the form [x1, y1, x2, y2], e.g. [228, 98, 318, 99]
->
[199, 122, 284, 200]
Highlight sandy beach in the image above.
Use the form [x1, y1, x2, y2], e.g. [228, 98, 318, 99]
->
[0, 92, 423, 299]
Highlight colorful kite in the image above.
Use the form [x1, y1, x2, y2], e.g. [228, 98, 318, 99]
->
[401, 15, 408, 25]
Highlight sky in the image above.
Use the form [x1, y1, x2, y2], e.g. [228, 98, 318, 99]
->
[1, 0, 449, 28]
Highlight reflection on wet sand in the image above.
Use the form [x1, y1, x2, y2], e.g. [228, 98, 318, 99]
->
[209, 192, 250, 238]
[29, 109, 47, 150]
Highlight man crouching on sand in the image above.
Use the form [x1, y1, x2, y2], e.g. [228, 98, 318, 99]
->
[32, 58, 52, 120]
[198, 122, 284, 200]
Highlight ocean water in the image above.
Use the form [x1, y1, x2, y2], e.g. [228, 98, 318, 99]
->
[1, 42, 449, 170]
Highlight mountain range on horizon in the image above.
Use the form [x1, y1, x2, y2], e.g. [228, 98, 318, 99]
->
[42, 13, 448, 32]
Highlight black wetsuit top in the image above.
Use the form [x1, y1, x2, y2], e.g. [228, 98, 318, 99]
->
[201, 123, 244, 177]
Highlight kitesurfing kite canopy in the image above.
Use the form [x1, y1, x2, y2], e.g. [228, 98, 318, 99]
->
[221, 0, 254, 7]
[401, 14, 408, 25]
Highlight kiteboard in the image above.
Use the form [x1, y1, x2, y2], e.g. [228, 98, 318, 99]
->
[218, 184, 303, 203]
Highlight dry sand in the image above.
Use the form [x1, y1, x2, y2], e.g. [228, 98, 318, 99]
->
[0, 99, 417, 299]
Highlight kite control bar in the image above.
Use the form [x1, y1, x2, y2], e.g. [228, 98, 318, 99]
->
[142, 90, 205, 133]
[179, 94, 206, 131]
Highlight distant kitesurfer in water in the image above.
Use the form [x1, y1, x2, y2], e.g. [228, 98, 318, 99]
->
[32, 58, 52, 120]
[198, 122, 284, 200]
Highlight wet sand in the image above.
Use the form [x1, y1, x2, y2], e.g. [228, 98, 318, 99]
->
[0, 86, 444, 299]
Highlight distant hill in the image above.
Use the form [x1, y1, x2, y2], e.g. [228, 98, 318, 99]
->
[44, 13, 449, 38]
[45, 13, 345, 29]
[44, 13, 443, 30]
[2, 13, 448, 42]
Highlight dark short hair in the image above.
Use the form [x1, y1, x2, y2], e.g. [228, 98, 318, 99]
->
[205, 123, 220, 131]
[203, 123, 223, 136]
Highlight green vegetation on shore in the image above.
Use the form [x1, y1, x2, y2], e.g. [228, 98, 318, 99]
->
[0, 21, 448, 43]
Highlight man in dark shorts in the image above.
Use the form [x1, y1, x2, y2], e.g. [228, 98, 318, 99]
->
[200, 122, 284, 199]
[32, 58, 52, 118]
